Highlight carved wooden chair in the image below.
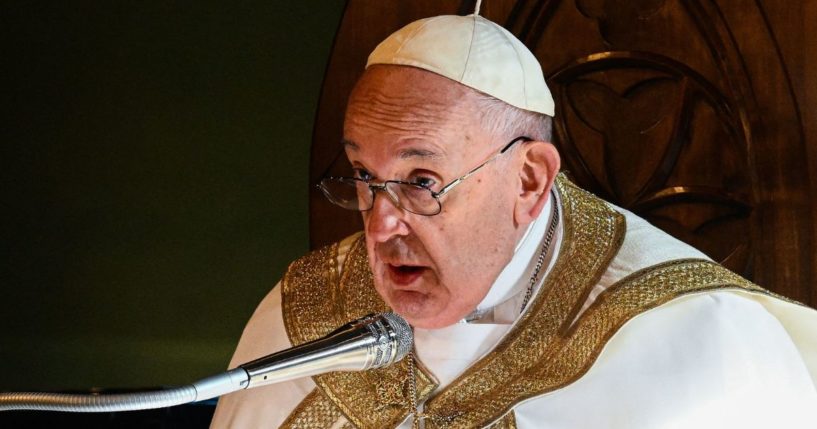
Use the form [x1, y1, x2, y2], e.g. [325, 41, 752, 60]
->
[308, 0, 816, 307]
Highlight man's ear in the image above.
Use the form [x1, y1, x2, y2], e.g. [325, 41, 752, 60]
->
[514, 141, 560, 225]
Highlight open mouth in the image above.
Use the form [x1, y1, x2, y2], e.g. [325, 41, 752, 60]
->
[387, 264, 426, 286]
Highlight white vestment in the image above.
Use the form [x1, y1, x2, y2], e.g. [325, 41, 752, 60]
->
[211, 185, 817, 428]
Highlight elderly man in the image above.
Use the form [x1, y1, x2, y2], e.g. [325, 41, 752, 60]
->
[211, 13, 817, 429]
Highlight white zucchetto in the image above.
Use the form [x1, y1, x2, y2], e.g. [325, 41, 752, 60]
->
[367, 14, 555, 116]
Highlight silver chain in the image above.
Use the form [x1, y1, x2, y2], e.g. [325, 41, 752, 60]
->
[408, 351, 421, 429]
[519, 192, 560, 313]
[408, 192, 560, 428]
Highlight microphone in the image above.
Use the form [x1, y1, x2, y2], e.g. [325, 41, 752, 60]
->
[0, 313, 413, 412]
[239, 312, 413, 389]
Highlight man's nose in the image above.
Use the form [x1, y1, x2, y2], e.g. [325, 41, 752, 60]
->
[365, 190, 409, 243]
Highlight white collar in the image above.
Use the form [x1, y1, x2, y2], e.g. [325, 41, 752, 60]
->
[462, 189, 562, 324]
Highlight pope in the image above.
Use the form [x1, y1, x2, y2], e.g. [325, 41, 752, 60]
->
[211, 10, 817, 429]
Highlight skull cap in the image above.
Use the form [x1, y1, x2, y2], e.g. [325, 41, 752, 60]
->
[367, 14, 554, 116]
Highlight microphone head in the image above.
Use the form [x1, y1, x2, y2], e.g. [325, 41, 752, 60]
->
[381, 312, 413, 362]
[359, 312, 414, 369]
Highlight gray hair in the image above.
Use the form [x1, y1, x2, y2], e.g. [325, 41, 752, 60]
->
[474, 94, 553, 143]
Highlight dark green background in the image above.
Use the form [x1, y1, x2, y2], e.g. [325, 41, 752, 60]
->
[0, 2, 345, 390]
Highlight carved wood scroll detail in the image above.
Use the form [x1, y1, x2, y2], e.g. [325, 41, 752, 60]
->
[311, 0, 815, 305]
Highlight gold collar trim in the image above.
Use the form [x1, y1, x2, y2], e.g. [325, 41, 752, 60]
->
[282, 175, 628, 428]
[281, 174, 785, 428]
[419, 175, 626, 428]
[282, 238, 436, 428]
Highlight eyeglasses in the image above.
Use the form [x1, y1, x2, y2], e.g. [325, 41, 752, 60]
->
[317, 136, 531, 216]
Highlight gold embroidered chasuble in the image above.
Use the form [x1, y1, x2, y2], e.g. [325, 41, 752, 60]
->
[279, 177, 772, 429]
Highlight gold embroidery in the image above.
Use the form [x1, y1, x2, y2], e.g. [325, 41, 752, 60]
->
[281, 388, 344, 428]
[281, 241, 340, 345]
[421, 175, 626, 428]
[282, 236, 436, 428]
[518, 259, 777, 400]
[281, 175, 780, 428]
[486, 412, 517, 428]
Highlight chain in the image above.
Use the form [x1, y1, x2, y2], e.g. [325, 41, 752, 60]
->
[407, 192, 559, 428]
[408, 351, 421, 429]
[519, 192, 560, 313]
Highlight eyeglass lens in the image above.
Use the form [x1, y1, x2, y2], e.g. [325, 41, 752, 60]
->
[320, 178, 441, 215]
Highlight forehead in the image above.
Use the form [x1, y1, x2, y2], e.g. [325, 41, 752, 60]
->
[343, 66, 488, 161]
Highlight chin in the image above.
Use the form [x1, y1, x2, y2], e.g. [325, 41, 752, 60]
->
[405, 313, 463, 329]
[382, 291, 441, 328]
[388, 296, 465, 329]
